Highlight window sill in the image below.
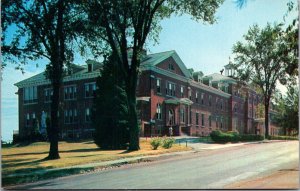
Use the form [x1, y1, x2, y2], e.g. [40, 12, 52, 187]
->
[24, 102, 38, 106]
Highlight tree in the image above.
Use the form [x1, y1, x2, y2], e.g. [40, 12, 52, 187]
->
[83, 0, 224, 150]
[232, 23, 296, 138]
[2, 0, 83, 159]
[93, 54, 129, 149]
[273, 86, 299, 135]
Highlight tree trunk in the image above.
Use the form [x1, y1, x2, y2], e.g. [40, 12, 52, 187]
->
[46, 80, 60, 160]
[264, 98, 270, 139]
[127, 88, 140, 151]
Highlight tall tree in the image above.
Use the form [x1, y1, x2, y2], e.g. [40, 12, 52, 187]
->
[232, 23, 296, 138]
[93, 54, 129, 149]
[83, 0, 224, 150]
[273, 86, 299, 135]
[2, 0, 83, 159]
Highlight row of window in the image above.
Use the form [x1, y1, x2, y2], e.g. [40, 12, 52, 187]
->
[23, 83, 97, 104]
[156, 104, 225, 128]
[156, 79, 226, 110]
[25, 108, 92, 126]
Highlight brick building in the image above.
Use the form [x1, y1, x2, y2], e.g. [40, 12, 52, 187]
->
[15, 50, 279, 140]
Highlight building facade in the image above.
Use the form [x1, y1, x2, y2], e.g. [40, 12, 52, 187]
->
[15, 50, 279, 140]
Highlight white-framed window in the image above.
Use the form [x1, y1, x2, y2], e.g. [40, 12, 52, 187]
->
[156, 79, 161, 94]
[23, 86, 37, 104]
[85, 108, 91, 122]
[156, 103, 162, 120]
[64, 85, 77, 100]
[180, 86, 184, 97]
[195, 92, 198, 103]
[85, 82, 96, 98]
[209, 80, 212, 87]
[44, 88, 53, 102]
[168, 110, 175, 125]
[180, 108, 185, 123]
[201, 93, 204, 105]
[166, 82, 176, 96]
[64, 109, 77, 124]
[25, 113, 30, 126]
[189, 89, 192, 100]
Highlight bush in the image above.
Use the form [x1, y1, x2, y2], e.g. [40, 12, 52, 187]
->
[150, 137, 162, 150]
[240, 134, 264, 141]
[210, 130, 240, 143]
[210, 130, 265, 143]
[162, 137, 175, 149]
[268, 135, 298, 140]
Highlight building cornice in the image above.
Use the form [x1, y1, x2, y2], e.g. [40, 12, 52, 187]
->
[15, 72, 101, 88]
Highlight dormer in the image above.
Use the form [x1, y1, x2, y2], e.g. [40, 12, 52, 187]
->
[202, 76, 213, 87]
[86, 60, 95, 72]
[192, 71, 204, 83]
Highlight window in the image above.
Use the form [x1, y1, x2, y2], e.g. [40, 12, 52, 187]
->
[189, 90, 192, 100]
[168, 63, 174, 70]
[220, 99, 223, 110]
[209, 116, 212, 127]
[189, 110, 192, 124]
[64, 109, 77, 124]
[156, 103, 162, 120]
[201, 114, 205, 127]
[180, 86, 184, 97]
[195, 92, 198, 103]
[201, 93, 204, 105]
[209, 80, 212, 87]
[44, 88, 53, 102]
[156, 79, 161, 94]
[209, 95, 212, 106]
[180, 108, 185, 123]
[64, 85, 77, 100]
[234, 104, 238, 113]
[196, 113, 199, 125]
[220, 117, 223, 129]
[23, 86, 37, 104]
[168, 110, 175, 125]
[85, 108, 91, 122]
[224, 86, 228, 93]
[25, 113, 30, 126]
[85, 82, 96, 98]
[166, 82, 176, 96]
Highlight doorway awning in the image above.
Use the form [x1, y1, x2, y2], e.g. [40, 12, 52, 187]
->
[164, 98, 193, 105]
[137, 97, 150, 102]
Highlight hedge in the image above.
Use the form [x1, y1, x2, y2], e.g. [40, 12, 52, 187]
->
[268, 135, 298, 140]
[210, 130, 264, 143]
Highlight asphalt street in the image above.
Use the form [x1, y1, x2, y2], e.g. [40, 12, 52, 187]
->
[13, 141, 299, 189]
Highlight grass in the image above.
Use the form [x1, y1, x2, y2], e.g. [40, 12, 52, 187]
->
[2, 139, 191, 186]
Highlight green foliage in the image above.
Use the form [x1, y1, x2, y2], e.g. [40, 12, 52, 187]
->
[268, 135, 298, 141]
[240, 134, 264, 142]
[210, 130, 264, 143]
[232, 23, 297, 138]
[273, 86, 299, 135]
[84, 0, 224, 151]
[93, 54, 129, 150]
[162, 137, 175, 149]
[150, 137, 162, 150]
[210, 130, 240, 143]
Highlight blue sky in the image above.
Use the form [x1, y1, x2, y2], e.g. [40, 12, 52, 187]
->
[2, 0, 297, 142]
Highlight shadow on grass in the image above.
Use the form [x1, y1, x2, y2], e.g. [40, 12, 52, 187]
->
[2, 158, 47, 169]
[119, 150, 135, 154]
[3, 166, 95, 188]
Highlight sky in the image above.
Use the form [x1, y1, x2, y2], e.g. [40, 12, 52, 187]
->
[1, 0, 297, 142]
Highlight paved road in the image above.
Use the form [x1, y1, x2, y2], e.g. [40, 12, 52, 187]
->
[13, 141, 298, 189]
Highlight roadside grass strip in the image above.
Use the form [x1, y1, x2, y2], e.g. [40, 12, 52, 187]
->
[2, 139, 191, 186]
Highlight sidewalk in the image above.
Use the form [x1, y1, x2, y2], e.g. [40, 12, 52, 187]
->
[225, 167, 299, 189]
